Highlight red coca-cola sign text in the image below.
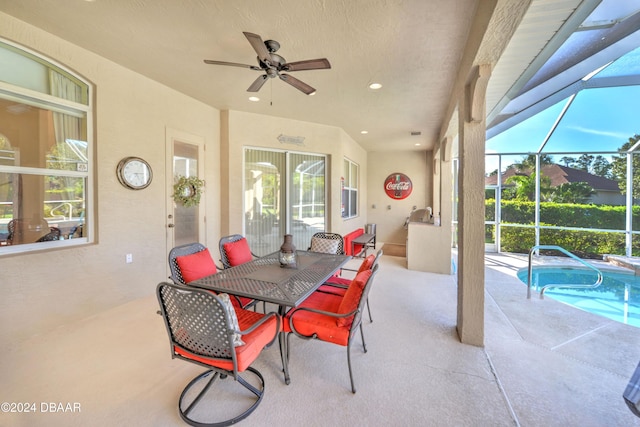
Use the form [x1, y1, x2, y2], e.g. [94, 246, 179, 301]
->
[384, 173, 412, 200]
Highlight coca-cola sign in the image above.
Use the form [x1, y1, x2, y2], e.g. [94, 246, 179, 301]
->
[384, 173, 412, 200]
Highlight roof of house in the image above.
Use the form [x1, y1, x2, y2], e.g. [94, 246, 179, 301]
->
[485, 164, 621, 192]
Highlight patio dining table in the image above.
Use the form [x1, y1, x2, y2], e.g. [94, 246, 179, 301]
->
[190, 250, 351, 384]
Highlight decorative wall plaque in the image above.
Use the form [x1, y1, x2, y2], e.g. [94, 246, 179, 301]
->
[384, 173, 412, 200]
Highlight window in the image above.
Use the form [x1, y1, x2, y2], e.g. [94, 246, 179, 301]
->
[342, 158, 358, 219]
[0, 39, 92, 253]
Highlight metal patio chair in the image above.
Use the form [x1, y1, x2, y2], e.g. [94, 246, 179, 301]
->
[284, 264, 379, 393]
[307, 232, 344, 255]
[168, 242, 256, 310]
[317, 249, 383, 322]
[156, 282, 280, 426]
[218, 234, 259, 269]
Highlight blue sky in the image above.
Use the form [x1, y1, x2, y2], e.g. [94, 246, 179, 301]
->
[486, 84, 640, 174]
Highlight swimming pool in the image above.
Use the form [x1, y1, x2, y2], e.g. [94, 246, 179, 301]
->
[517, 266, 640, 328]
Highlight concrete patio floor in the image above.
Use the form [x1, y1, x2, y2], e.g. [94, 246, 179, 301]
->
[2, 252, 640, 426]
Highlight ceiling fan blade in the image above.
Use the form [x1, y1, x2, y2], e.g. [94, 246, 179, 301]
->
[243, 32, 272, 65]
[279, 74, 316, 95]
[203, 59, 261, 71]
[283, 58, 331, 72]
[247, 75, 269, 92]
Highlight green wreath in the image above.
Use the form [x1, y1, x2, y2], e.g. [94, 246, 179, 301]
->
[173, 175, 204, 207]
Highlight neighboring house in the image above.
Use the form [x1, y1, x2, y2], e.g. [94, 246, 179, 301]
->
[485, 164, 624, 205]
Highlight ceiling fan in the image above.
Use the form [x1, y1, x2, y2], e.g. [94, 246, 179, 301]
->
[204, 32, 331, 95]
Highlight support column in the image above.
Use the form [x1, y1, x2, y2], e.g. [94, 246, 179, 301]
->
[457, 64, 491, 347]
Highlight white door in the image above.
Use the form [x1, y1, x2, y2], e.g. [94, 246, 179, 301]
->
[165, 128, 205, 262]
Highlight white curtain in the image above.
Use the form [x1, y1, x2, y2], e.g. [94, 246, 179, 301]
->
[48, 70, 85, 220]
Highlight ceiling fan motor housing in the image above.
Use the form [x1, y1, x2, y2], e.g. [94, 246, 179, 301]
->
[264, 39, 280, 53]
[266, 68, 278, 78]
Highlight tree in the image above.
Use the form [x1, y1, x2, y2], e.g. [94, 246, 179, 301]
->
[611, 134, 640, 199]
[509, 154, 554, 171]
[559, 156, 576, 167]
[547, 182, 595, 204]
[591, 155, 612, 178]
[561, 153, 611, 177]
[575, 154, 594, 171]
[505, 172, 551, 201]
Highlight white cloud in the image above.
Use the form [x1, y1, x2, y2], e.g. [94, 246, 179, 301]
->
[567, 125, 628, 140]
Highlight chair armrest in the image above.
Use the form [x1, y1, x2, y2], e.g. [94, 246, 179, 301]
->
[288, 305, 356, 322]
[318, 282, 349, 291]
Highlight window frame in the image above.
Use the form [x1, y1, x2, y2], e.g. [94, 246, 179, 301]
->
[243, 147, 327, 255]
[0, 38, 94, 255]
[342, 157, 359, 219]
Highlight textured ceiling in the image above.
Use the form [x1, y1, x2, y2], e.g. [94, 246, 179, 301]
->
[0, 1, 602, 153]
[0, 0, 483, 152]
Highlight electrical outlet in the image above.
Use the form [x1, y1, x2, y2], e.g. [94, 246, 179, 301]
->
[126, 253, 133, 263]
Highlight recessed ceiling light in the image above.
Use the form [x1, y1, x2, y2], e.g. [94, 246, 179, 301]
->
[360, 130, 368, 134]
[248, 96, 260, 102]
[368, 83, 382, 90]
[415, 143, 421, 146]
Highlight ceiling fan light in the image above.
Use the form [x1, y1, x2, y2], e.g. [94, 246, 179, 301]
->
[308, 91, 316, 96]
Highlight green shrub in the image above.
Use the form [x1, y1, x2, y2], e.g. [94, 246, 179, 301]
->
[499, 224, 639, 258]
[492, 199, 640, 230]
[488, 199, 640, 258]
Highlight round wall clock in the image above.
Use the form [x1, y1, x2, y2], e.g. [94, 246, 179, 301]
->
[116, 156, 153, 190]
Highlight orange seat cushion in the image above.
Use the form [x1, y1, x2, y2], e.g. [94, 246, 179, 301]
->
[174, 308, 279, 372]
[325, 276, 351, 286]
[284, 291, 351, 346]
[176, 248, 217, 283]
[336, 269, 372, 327]
[223, 238, 253, 266]
[236, 296, 256, 309]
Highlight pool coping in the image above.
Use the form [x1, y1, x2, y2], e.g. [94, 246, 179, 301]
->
[604, 255, 640, 275]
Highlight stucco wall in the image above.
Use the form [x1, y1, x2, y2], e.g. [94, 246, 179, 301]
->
[0, 13, 221, 343]
[366, 150, 432, 245]
[222, 110, 368, 237]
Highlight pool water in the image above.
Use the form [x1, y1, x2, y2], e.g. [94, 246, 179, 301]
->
[517, 266, 640, 328]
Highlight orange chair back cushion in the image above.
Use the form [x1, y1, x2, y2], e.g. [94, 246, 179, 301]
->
[357, 254, 375, 274]
[175, 248, 217, 283]
[336, 269, 372, 327]
[223, 238, 253, 266]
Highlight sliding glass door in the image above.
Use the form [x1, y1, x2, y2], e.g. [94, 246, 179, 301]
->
[244, 148, 326, 255]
